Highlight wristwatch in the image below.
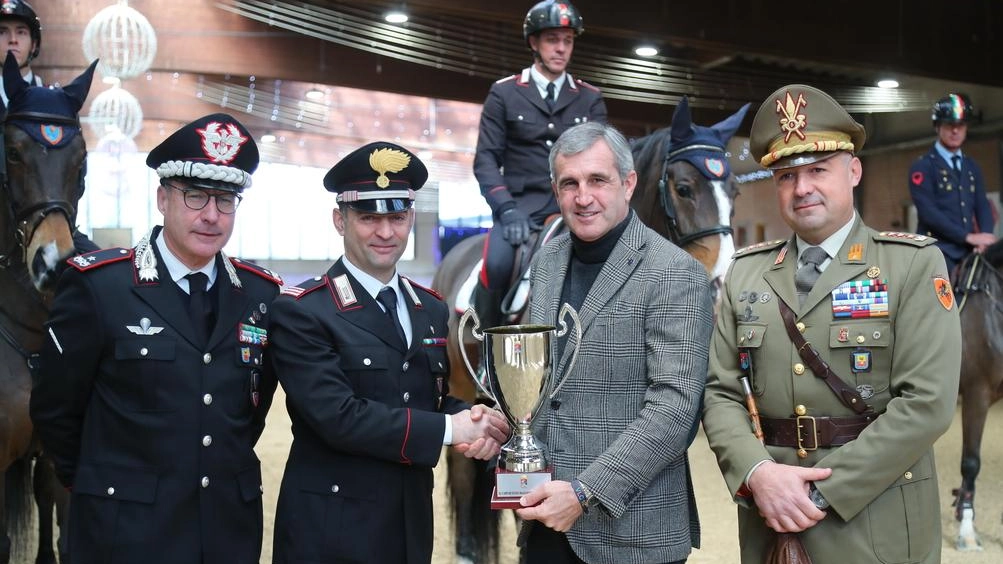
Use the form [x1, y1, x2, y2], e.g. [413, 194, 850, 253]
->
[808, 482, 830, 509]
[570, 479, 595, 513]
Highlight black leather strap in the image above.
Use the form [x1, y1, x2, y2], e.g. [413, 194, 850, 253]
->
[777, 296, 872, 414]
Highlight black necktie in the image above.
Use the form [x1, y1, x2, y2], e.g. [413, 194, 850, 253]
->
[376, 286, 407, 346]
[951, 155, 961, 174]
[545, 82, 556, 110]
[186, 272, 211, 344]
[795, 246, 828, 306]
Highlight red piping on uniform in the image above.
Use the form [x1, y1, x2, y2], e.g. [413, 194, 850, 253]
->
[400, 408, 413, 465]
[479, 235, 491, 287]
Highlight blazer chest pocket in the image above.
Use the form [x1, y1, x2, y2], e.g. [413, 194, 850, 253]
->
[113, 337, 177, 412]
[829, 320, 891, 402]
[735, 322, 768, 395]
[341, 345, 389, 398]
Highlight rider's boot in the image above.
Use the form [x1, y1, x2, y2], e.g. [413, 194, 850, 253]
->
[472, 284, 505, 330]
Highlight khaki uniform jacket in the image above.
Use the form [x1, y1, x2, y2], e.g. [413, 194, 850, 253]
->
[703, 218, 960, 564]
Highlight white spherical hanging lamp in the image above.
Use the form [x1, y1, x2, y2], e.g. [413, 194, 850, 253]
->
[81, 0, 158, 80]
[87, 84, 144, 139]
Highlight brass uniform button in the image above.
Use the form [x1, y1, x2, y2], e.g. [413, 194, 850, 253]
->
[904, 471, 913, 480]
[797, 448, 808, 459]
[795, 322, 806, 333]
[795, 405, 807, 416]
[793, 363, 805, 375]
[856, 335, 866, 344]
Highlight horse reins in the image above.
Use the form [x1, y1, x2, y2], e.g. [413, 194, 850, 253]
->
[0, 110, 82, 268]
[657, 143, 733, 248]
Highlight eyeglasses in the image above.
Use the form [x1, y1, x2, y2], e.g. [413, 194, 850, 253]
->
[164, 183, 242, 214]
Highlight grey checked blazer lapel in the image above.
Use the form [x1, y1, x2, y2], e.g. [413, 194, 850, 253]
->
[538, 214, 647, 383]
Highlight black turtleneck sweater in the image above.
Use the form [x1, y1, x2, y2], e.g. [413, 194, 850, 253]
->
[556, 211, 632, 359]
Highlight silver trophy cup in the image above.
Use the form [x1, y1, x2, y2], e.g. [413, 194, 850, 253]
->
[458, 303, 581, 508]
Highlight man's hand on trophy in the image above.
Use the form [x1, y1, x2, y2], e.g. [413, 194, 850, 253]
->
[451, 405, 509, 459]
[515, 481, 582, 532]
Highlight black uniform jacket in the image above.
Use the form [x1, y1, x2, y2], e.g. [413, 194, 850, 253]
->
[270, 259, 467, 564]
[473, 67, 607, 216]
[30, 227, 282, 564]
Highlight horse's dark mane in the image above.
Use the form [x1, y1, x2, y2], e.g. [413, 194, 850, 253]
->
[982, 239, 1003, 268]
[631, 128, 671, 173]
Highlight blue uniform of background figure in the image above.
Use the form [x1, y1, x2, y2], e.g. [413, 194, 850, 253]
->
[909, 145, 994, 271]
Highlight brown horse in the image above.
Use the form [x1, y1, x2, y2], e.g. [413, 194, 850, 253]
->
[0, 56, 96, 564]
[433, 99, 749, 562]
[952, 242, 1003, 551]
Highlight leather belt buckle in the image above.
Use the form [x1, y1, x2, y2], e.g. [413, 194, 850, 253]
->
[796, 415, 817, 458]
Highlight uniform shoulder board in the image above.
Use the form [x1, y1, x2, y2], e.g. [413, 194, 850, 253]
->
[402, 276, 444, 301]
[575, 78, 601, 93]
[229, 257, 283, 285]
[732, 239, 786, 259]
[496, 74, 518, 85]
[279, 275, 327, 299]
[66, 247, 133, 271]
[874, 232, 937, 247]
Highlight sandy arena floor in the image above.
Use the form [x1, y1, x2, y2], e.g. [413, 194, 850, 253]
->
[20, 393, 1003, 563]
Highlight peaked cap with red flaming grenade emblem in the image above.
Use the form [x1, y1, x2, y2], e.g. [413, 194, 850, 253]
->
[146, 113, 259, 193]
[750, 84, 866, 171]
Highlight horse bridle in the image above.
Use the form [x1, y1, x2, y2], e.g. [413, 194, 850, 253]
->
[0, 110, 82, 268]
[656, 143, 734, 248]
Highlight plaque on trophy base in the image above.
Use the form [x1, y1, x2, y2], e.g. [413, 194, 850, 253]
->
[491, 467, 552, 509]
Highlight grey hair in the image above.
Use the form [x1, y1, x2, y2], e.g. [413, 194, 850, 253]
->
[549, 121, 634, 182]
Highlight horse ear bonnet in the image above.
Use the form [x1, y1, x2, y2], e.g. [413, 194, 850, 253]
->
[2, 55, 98, 150]
[665, 96, 751, 181]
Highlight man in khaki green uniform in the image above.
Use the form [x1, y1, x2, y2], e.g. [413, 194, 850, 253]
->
[703, 84, 961, 564]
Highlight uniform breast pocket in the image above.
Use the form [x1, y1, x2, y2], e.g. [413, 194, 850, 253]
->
[735, 322, 768, 395]
[506, 107, 539, 140]
[113, 337, 177, 412]
[340, 345, 390, 399]
[829, 320, 891, 404]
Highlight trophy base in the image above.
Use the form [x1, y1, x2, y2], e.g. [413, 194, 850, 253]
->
[490, 467, 552, 510]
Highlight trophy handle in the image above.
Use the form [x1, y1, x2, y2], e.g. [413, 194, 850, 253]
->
[457, 308, 495, 400]
[548, 303, 582, 397]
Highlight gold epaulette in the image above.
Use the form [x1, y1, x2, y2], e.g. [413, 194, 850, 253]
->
[732, 239, 786, 259]
[874, 232, 937, 247]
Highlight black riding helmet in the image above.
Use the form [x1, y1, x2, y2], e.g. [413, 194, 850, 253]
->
[932, 93, 975, 128]
[523, 0, 584, 48]
[0, 0, 41, 64]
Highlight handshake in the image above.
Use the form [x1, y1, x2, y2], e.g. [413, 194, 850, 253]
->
[450, 404, 510, 460]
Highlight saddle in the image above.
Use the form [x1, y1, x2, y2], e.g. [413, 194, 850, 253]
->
[455, 215, 565, 320]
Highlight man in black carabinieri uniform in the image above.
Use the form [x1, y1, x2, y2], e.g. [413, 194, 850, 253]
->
[31, 113, 282, 564]
[472, 0, 606, 329]
[270, 141, 509, 564]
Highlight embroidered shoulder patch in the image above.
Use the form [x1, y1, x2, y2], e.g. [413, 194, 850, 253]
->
[933, 276, 954, 310]
[66, 247, 133, 271]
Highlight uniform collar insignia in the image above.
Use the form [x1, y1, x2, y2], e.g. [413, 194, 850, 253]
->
[134, 230, 159, 282]
[333, 274, 357, 306]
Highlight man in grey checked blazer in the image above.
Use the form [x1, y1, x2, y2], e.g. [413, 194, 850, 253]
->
[516, 121, 714, 563]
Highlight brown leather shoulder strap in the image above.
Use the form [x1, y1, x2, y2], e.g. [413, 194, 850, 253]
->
[777, 297, 872, 414]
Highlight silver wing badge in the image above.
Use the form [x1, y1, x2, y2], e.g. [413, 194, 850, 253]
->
[127, 317, 164, 335]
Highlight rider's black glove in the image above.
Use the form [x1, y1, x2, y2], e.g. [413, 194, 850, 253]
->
[498, 206, 531, 246]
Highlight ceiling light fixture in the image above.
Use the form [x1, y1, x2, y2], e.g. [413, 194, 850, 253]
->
[305, 87, 324, 101]
[876, 78, 899, 89]
[385, 11, 408, 24]
[634, 45, 659, 57]
[261, 133, 277, 143]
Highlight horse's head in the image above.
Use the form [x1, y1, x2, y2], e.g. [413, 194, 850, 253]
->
[0, 53, 96, 292]
[631, 97, 749, 285]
